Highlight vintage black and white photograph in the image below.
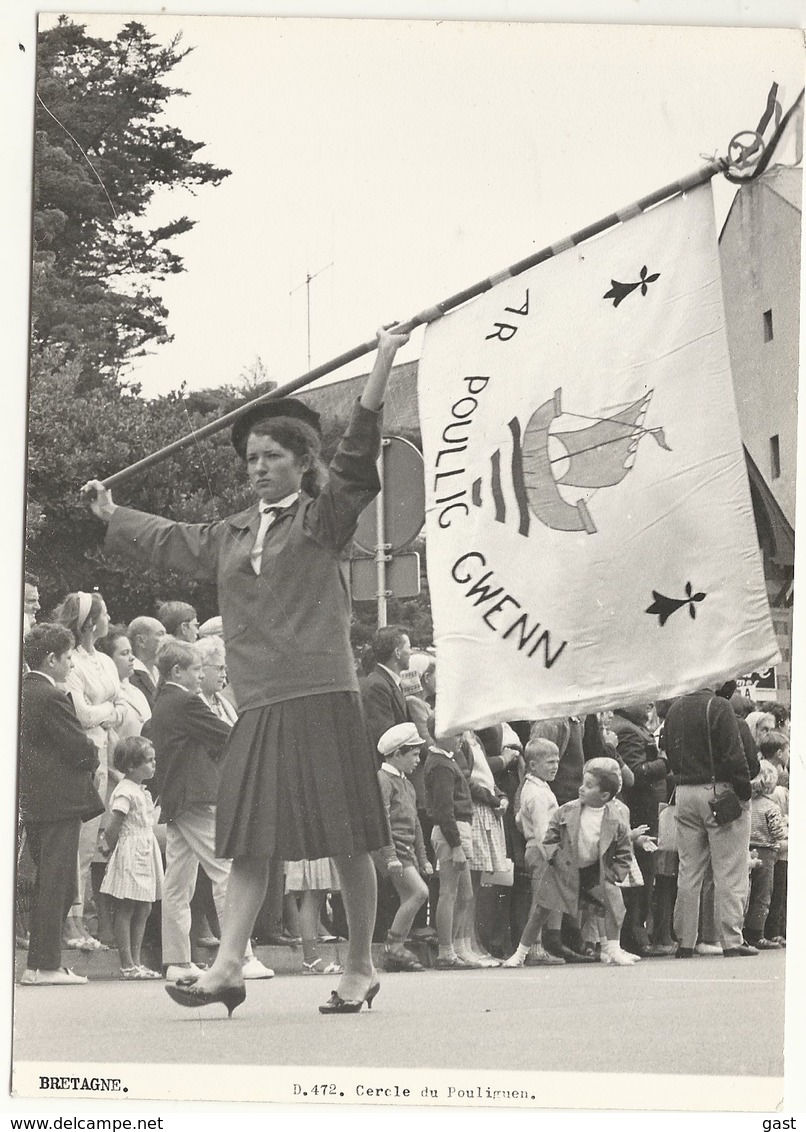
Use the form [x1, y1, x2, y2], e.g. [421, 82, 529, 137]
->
[4, 2, 805, 1117]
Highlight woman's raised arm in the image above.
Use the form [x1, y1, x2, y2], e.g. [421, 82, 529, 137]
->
[359, 325, 411, 411]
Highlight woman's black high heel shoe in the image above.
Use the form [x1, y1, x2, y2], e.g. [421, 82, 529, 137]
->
[165, 978, 246, 1018]
[319, 980, 380, 1014]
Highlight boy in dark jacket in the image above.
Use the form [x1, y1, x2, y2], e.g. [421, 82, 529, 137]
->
[423, 722, 475, 970]
[19, 625, 104, 986]
[148, 639, 273, 981]
[374, 723, 432, 972]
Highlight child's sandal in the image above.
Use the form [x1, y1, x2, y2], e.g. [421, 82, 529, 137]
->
[136, 965, 163, 979]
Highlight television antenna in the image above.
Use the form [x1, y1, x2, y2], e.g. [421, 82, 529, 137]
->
[289, 261, 333, 370]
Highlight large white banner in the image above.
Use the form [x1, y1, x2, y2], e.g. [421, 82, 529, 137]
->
[418, 183, 781, 735]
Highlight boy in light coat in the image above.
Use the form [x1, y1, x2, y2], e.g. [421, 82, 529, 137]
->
[505, 757, 634, 967]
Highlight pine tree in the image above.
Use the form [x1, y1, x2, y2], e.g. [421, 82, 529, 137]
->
[32, 17, 230, 387]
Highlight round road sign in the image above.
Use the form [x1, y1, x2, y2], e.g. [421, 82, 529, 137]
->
[353, 435, 425, 554]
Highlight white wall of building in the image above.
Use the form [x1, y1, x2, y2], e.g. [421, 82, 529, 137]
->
[719, 170, 801, 527]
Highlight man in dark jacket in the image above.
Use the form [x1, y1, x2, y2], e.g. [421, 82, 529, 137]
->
[612, 703, 669, 954]
[147, 639, 274, 981]
[361, 625, 411, 758]
[19, 625, 104, 986]
[126, 615, 166, 710]
[664, 688, 757, 957]
[359, 625, 412, 937]
[148, 639, 230, 977]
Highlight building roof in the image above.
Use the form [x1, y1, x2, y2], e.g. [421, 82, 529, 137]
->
[719, 164, 802, 241]
[761, 165, 803, 213]
[299, 359, 421, 434]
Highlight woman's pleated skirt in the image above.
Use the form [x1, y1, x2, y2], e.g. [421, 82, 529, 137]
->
[468, 801, 509, 872]
[215, 691, 389, 862]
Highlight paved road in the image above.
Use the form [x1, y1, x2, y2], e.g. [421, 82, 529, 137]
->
[14, 950, 786, 1088]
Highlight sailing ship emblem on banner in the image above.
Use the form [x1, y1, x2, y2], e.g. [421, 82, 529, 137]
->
[472, 387, 671, 536]
[417, 182, 781, 735]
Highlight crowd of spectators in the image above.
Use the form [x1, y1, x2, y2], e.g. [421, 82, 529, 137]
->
[17, 576, 789, 985]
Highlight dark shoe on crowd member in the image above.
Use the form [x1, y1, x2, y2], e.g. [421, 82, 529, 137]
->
[383, 947, 424, 972]
[561, 923, 586, 952]
[768, 936, 786, 948]
[723, 944, 759, 957]
[543, 930, 593, 963]
[554, 943, 598, 963]
[624, 929, 652, 953]
[527, 944, 566, 966]
[258, 932, 300, 947]
[622, 942, 649, 957]
[652, 942, 678, 955]
[750, 937, 780, 950]
[434, 955, 477, 970]
[675, 947, 695, 958]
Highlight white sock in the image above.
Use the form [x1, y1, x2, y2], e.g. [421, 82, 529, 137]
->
[602, 941, 635, 966]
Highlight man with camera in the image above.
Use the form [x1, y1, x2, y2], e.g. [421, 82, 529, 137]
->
[663, 686, 758, 958]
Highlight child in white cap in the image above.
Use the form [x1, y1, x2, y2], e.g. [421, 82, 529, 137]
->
[374, 723, 432, 972]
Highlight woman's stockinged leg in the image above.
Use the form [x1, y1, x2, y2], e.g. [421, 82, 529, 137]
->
[192, 855, 272, 992]
[333, 852, 377, 1000]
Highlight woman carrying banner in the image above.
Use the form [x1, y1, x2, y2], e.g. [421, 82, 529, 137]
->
[81, 325, 410, 1017]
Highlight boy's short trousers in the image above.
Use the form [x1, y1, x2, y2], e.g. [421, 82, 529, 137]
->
[374, 843, 419, 877]
[431, 821, 473, 864]
[577, 861, 606, 913]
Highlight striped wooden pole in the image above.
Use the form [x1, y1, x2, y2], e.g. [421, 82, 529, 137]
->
[100, 157, 729, 490]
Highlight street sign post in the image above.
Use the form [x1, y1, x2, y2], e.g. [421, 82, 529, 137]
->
[354, 436, 425, 554]
[352, 436, 425, 626]
[350, 553, 421, 603]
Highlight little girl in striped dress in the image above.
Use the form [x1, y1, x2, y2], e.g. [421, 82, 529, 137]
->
[100, 736, 164, 979]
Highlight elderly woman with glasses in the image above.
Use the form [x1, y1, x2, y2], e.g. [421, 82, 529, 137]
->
[196, 635, 237, 725]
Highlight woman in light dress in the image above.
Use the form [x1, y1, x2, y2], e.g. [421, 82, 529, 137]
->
[97, 625, 153, 739]
[100, 736, 164, 978]
[54, 591, 127, 951]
